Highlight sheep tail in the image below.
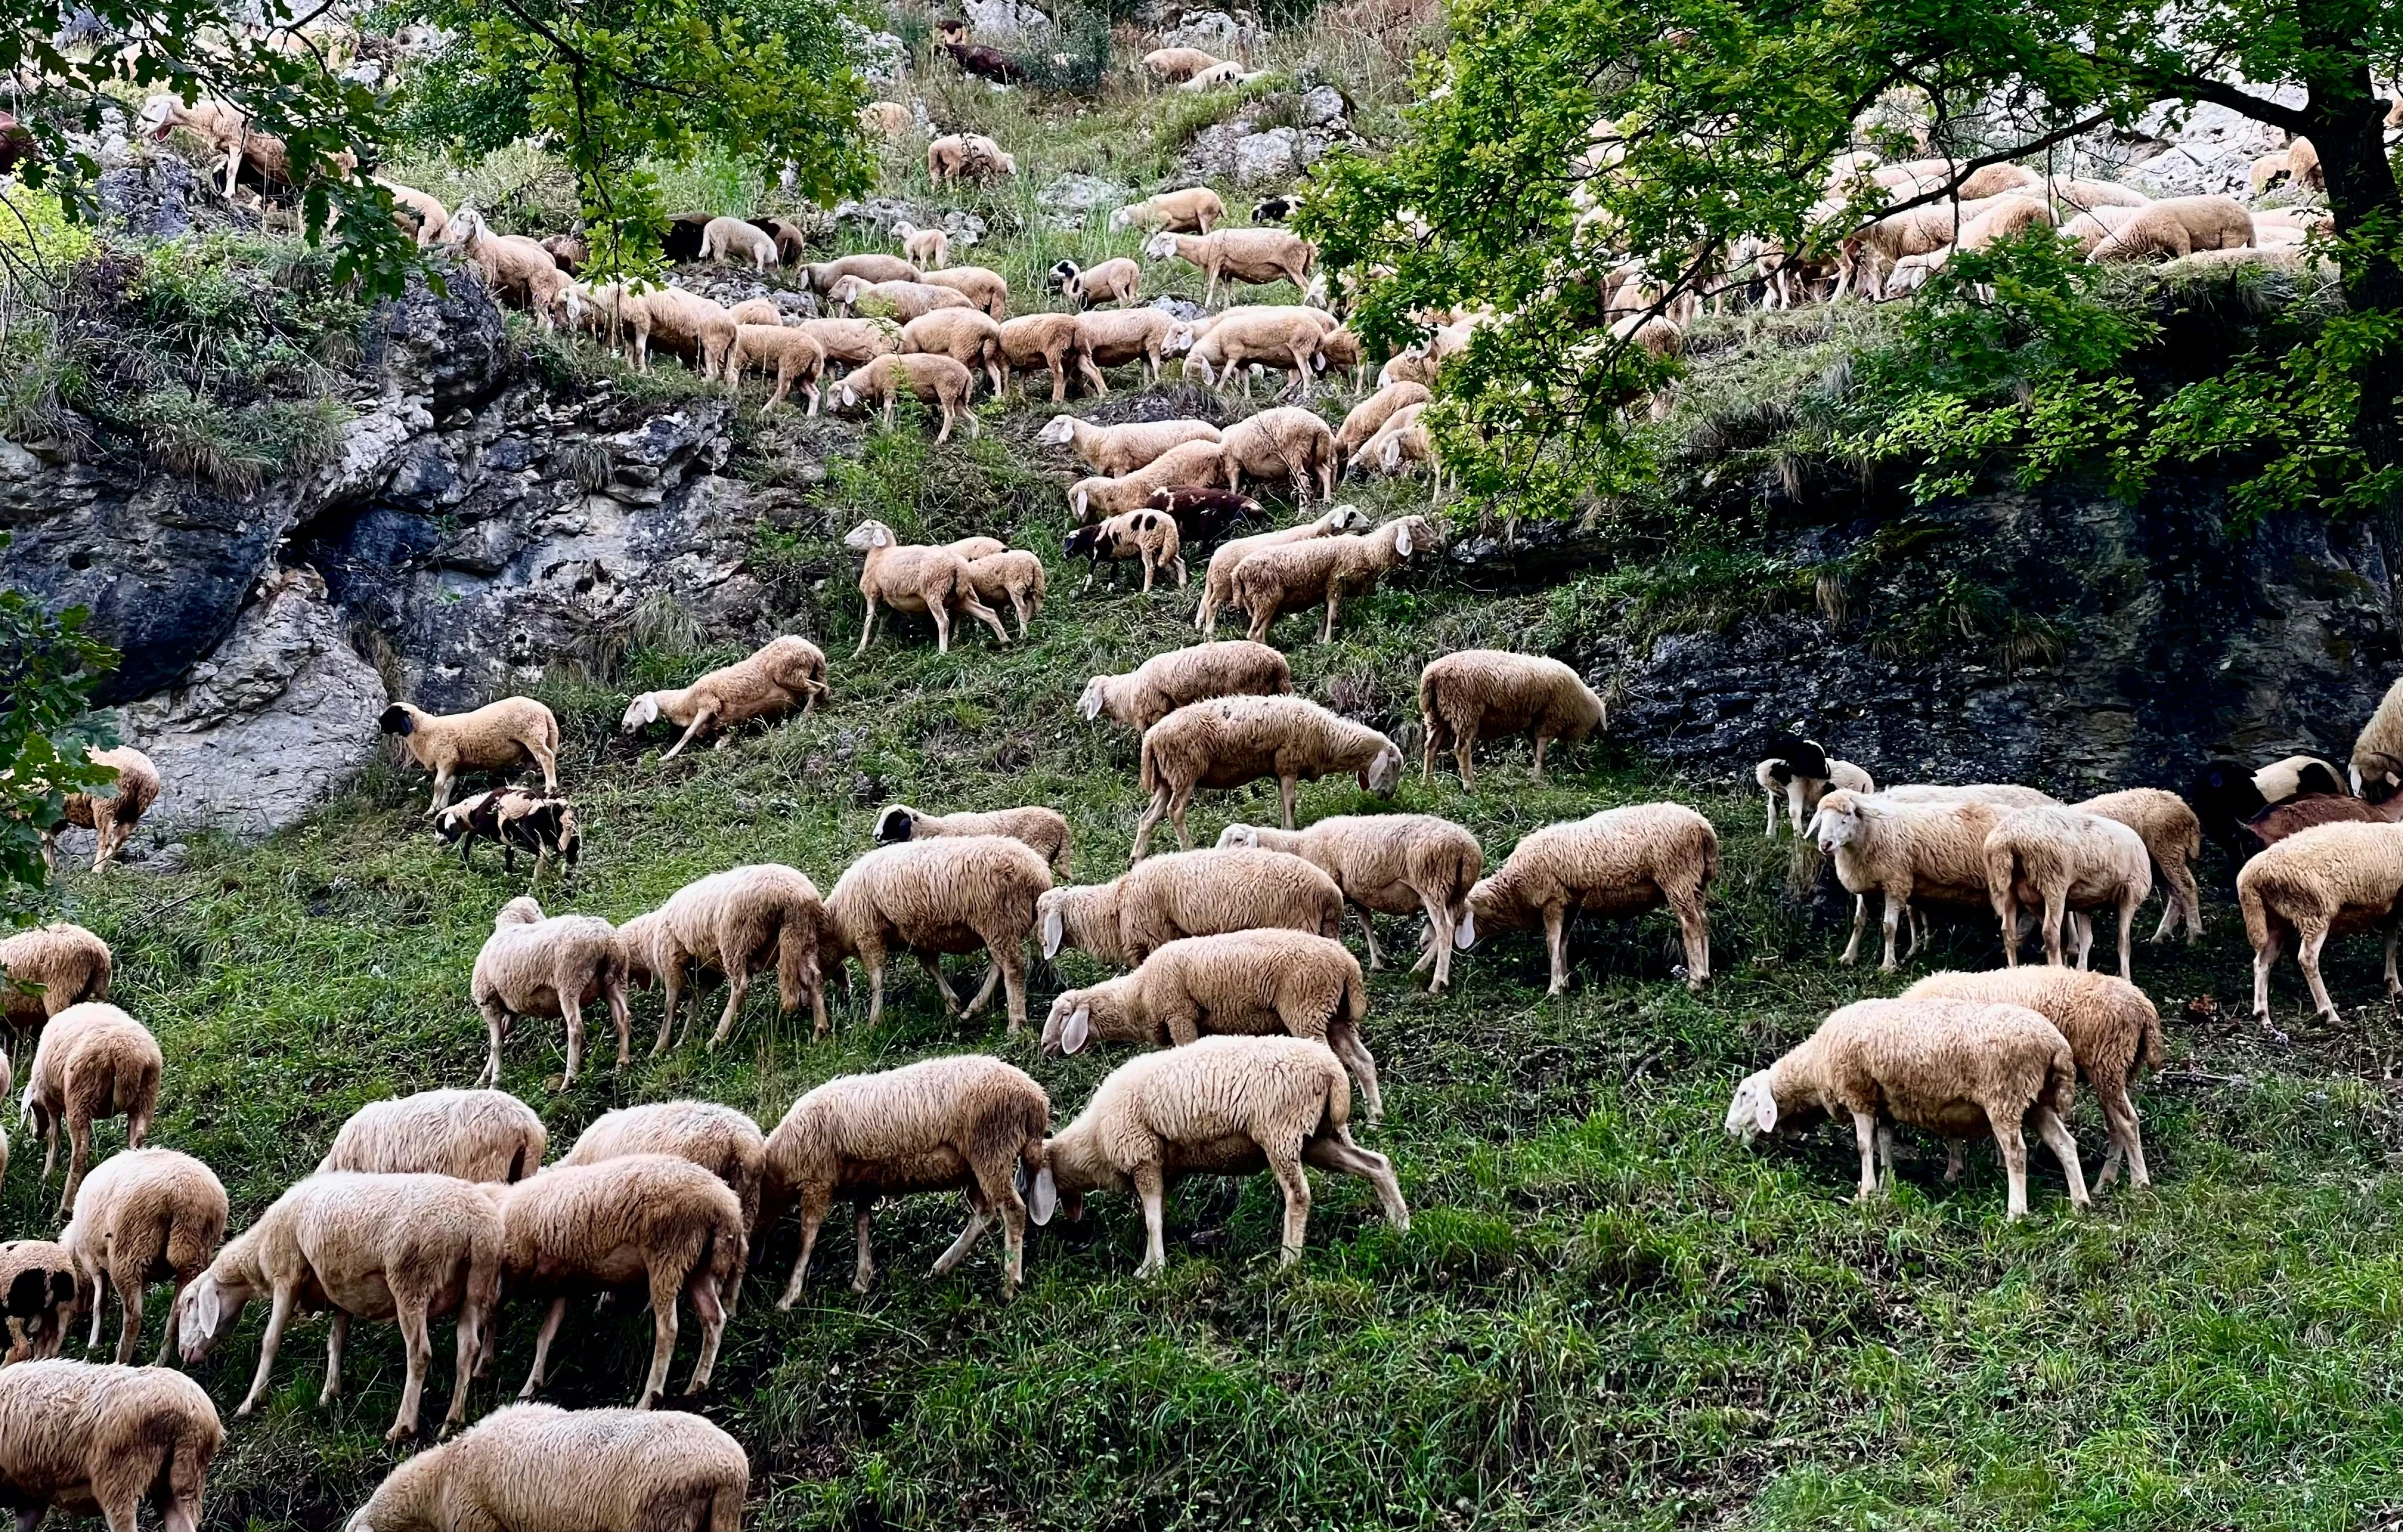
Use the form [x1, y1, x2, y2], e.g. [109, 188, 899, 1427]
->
[1342, 961, 1367, 1027]
[2137, 996, 2166, 1077]
[2238, 873, 2270, 954]
[1321, 1060, 1351, 1134]
[1138, 732, 1161, 795]
[1696, 828, 1721, 893]
[1983, 840, 2021, 924]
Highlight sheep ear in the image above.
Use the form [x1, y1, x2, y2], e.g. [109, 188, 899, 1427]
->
[1018, 1161, 1057, 1225]
[1454, 908, 1476, 949]
[1394, 523, 1414, 557]
[872, 525, 891, 547]
[1077, 683, 1105, 722]
[1750, 1084, 1778, 1135]
[1061, 1006, 1091, 1054]
[1041, 906, 1064, 959]
[180, 1274, 220, 1354]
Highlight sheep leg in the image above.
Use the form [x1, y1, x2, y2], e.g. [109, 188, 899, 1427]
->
[653, 957, 686, 1056]
[1267, 1147, 1313, 1267]
[2033, 1107, 2091, 1210]
[1329, 1021, 1384, 1123]
[1303, 1128, 1409, 1229]
[390, 1305, 436, 1439]
[1456, 728, 1477, 790]
[1992, 1112, 2032, 1221]
[1131, 789, 1173, 862]
[329, 1309, 359, 1412]
[853, 595, 880, 657]
[1319, 590, 1338, 643]
[1531, 733, 1551, 785]
[2116, 896, 2137, 983]
[478, 1002, 511, 1088]
[1675, 895, 1710, 989]
[59, 1113, 92, 1219]
[1944, 1141, 1965, 1183]
[2388, 913, 2403, 1001]
[662, 705, 719, 761]
[930, 1200, 995, 1278]
[1278, 776, 1298, 831]
[1878, 893, 1904, 972]
[559, 993, 587, 1090]
[109, 1262, 142, 1365]
[778, 1188, 832, 1308]
[447, 1301, 484, 1431]
[710, 960, 750, 1047]
[1133, 1163, 1171, 1278]
[863, 951, 888, 1029]
[1355, 904, 1385, 971]
[1850, 1111, 1879, 1203]
[85, 1261, 106, 1351]
[964, 595, 1010, 645]
[684, 1272, 725, 1394]
[2298, 919, 2338, 1019]
[2096, 1079, 2150, 1191]
[912, 951, 963, 1016]
[1840, 895, 1868, 965]
[518, 1297, 568, 1399]
[960, 951, 1002, 1018]
[2040, 887, 2069, 968]
[234, 1285, 297, 1417]
[637, 1266, 681, 1408]
[851, 1204, 877, 1294]
[931, 601, 954, 653]
[1874, 1123, 1897, 1191]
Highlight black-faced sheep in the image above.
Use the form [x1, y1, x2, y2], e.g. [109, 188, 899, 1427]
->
[378, 698, 561, 814]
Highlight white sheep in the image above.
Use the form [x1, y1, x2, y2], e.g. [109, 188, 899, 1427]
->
[1178, 312, 1335, 397]
[319, 1089, 546, 1183]
[377, 698, 561, 813]
[1983, 805, 2153, 979]
[559, 1100, 767, 1241]
[996, 313, 1090, 403]
[1140, 46, 1222, 82]
[2352, 676, 2403, 796]
[60, 1148, 227, 1366]
[1037, 415, 1225, 479]
[926, 132, 1016, 184]
[1077, 308, 1182, 389]
[440, 209, 568, 326]
[1133, 696, 1405, 858]
[1038, 848, 1345, 968]
[23, 1000, 161, 1217]
[1417, 651, 1605, 788]
[1079, 642, 1292, 732]
[821, 836, 1053, 1033]
[1219, 405, 1339, 500]
[2089, 194, 2254, 262]
[470, 897, 631, 1091]
[1466, 803, 1717, 995]
[697, 215, 777, 271]
[918, 264, 1010, 320]
[1808, 790, 2012, 970]
[1216, 814, 1481, 991]
[1195, 504, 1373, 635]
[1110, 186, 1227, 234]
[804, 253, 919, 292]
[341, 1403, 746, 1532]
[1065, 439, 1234, 525]
[962, 549, 1048, 638]
[727, 323, 827, 415]
[0, 922, 111, 1041]
[2238, 820, 2403, 1023]
[620, 635, 828, 759]
[50, 746, 161, 873]
[0, 1360, 221, 1532]
[2074, 788, 2205, 943]
[845, 520, 1012, 655]
[0, 1240, 78, 1364]
[873, 803, 1072, 874]
[642, 865, 829, 1051]
[1230, 515, 1438, 645]
[1334, 381, 1432, 469]
[891, 219, 950, 269]
[900, 307, 1007, 397]
[834, 352, 980, 442]
[1143, 229, 1315, 307]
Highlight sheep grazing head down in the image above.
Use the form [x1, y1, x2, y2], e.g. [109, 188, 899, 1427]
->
[1162, 324, 1198, 357]
[1039, 994, 1093, 1055]
[1036, 890, 1071, 959]
[139, 95, 179, 138]
[1046, 259, 1080, 289]
[172, 1269, 245, 1362]
[1037, 414, 1079, 447]
[844, 520, 895, 552]
[1362, 741, 1405, 796]
[827, 275, 867, 309]
[1075, 679, 1109, 721]
[1142, 232, 1181, 261]
[1724, 1070, 1779, 1141]
[377, 704, 416, 737]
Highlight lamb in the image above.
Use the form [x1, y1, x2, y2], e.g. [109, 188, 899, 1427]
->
[1808, 790, 2009, 970]
[1145, 485, 1263, 546]
[834, 353, 980, 443]
[1724, 998, 2089, 1220]
[2237, 820, 2403, 1023]
[900, 307, 1006, 397]
[1218, 406, 1340, 504]
[803, 253, 918, 291]
[1050, 256, 1142, 309]
[374, 177, 449, 246]
[873, 803, 1072, 874]
[1078, 641, 1292, 732]
[2075, 788, 2205, 942]
[961, 550, 1048, 637]
[1066, 508, 1186, 594]
[1038, 848, 1346, 968]
[1334, 381, 1432, 468]
[1230, 515, 1438, 644]
[820, 836, 1053, 1033]
[1195, 504, 1372, 634]
[1465, 803, 1717, 995]
[431, 788, 580, 880]
[1215, 814, 1480, 991]
[378, 697, 561, 813]
[1133, 696, 1405, 858]
[0, 922, 110, 1042]
[2090, 195, 2255, 262]
[918, 264, 1010, 320]
[1042, 1035, 1408, 1277]
[1141, 46, 1222, 82]
[319, 1089, 546, 1183]
[0, 1241, 78, 1363]
[727, 323, 827, 415]
[53, 746, 161, 872]
[697, 215, 777, 271]
[340, 1403, 746, 1532]
[173, 1173, 503, 1439]
[926, 132, 1017, 184]
[1077, 307, 1183, 389]
[1144, 229, 1315, 307]
[0, 1361, 221, 1532]
[559, 1101, 767, 1240]
[644, 865, 831, 1051]
[1065, 439, 1233, 524]
[845, 519, 1013, 654]
[1038, 414, 1223, 479]
[1417, 650, 1605, 788]
[1110, 187, 1227, 235]
[1982, 805, 2153, 979]
[439, 209, 568, 326]
[492, 1155, 744, 1409]
[59, 1148, 227, 1366]
[22, 1001, 161, 1218]
[997, 313, 1091, 403]
[891, 219, 949, 269]
[470, 897, 631, 1091]
[828, 276, 978, 325]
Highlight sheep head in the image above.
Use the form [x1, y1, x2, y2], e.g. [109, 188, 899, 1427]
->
[872, 805, 919, 844]
[1142, 231, 1180, 261]
[1046, 258, 1080, 288]
[827, 275, 867, 309]
[1015, 1159, 1057, 1225]
[619, 694, 661, 732]
[1326, 504, 1371, 532]
[1724, 1069, 1779, 1141]
[1037, 414, 1080, 446]
[844, 520, 895, 552]
[139, 95, 181, 138]
[1215, 823, 1263, 848]
[1076, 678, 1111, 722]
[173, 1267, 250, 1362]
[1039, 993, 1093, 1055]
[494, 896, 545, 929]
[1362, 742, 1404, 796]
[1809, 790, 1871, 853]
[377, 704, 417, 736]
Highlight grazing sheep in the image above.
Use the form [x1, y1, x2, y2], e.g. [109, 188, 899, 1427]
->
[1904, 968, 2163, 1190]
[1066, 508, 1187, 594]
[1050, 256, 1142, 310]
[1753, 735, 1876, 838]
[439, 209, 569, 326]
[539, 233, 588, 273]
[1231, 515, 1438, 644]
[1075, 308, 1183, 391]
[828, 276, 978, 326]
[1216, 814, 1481, 991]
[752, 216, 809, 264]
[697, 216, 777, 271]
[803, 253, 919, 292]
[494, 1155, 744, 1409]
[997, 313, 1091, 402]
[918, 264, 1010, 320]
[845, 519, 1012, 655]
[1725, 998, 2089, 1220]
[173, 1173, 503, 1439]
[821, 837, 1053, 1033]
[1065, 439, 1233, 524]
[1041, 929, 1381, 1117]
[60, 1149, 227, 1366]
[0, 1361, 221, 1532]
[1983, 805, 2153, 979]
[1110, 187, 1228, 235]
[52, 746, 161, 873]
[2090, 195, 2254, 262]
[0, 1241, 79, 1363]
[874, 804, 1072, 875]
[1038, 414, 1223, 479]
[1956, 192, 2058, 249]
[1144, 229, 1315, 307]
[1181, 60, 1262, 90]
[727, 323, 827, 415]
[645, 866, 830, 1051]
[431, 788, 580, 881]
[1144, 485, 1263, 547]
[2194, 757, 2343, 884]
[2046, 177, 2151, 214]
[834, 352, 979, 443]
[23, 1001, 160, 1218]
[2076, 788, 2205, 942]
[1957, 162, 2044, 199]
[559, 1102, 767, 1241]
[1218, 406, 1339, 503]
[1141, 46, 1222, 82]
[470, 897, 631, 1091]
[1466, 803, 1716, 995]
[375, 176, 450, 246]
[926, 132, 1017, 185]
[961, 550, 1048, 637]
[0, 923, 110, 1044]
[319, 1089, 546, 1183]
[891, 219, 949, 269]
[900, 307, 1006, 397]
[763, 1055, 1051, 1299]
[341, 1403, 746, 1532]
[1417, 651, 1605, 788]
[1039, 847, 1345, 968]
[1043, 1036, 1408, 1276]
[628, 286, 742, 378]
[1334, 381, 1432, 468]
[378, 698, 561, 813]
[2238, 820, 2403, 1023]
[1808, 790, 2008, 970]
[1174, 310, 1339, 397]
[1079, 641, 1291, 732]
[1133, 696, 1405, 858]
[1196, 505, 1372, 635]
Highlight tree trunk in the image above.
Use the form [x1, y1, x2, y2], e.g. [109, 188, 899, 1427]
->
[2304, 62, 2403, 514]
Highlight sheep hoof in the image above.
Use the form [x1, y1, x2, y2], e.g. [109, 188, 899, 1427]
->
[385, 1422, 415, 1443]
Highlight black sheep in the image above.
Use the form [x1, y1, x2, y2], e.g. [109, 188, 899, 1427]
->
[940, 41, 1030, 83]
[660, 211, 714, 263]
[1144, 484, 1263, 547]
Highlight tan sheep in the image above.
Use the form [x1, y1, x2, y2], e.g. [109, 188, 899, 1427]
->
[470, 897, 631, 1091]
[1219, 405, 1339, 501]
[2075, 788, 2204, 943]
[2352, 675, 2403, 796]
[919, 264, 1010, 320]
[173, 1173, 503, 1439]
[1044, 1035, 1408, 1276]
[998, 313, 1092, 403]
[0, 1240, 79, 1363]
[2090, 195, 2254, 262]
[945, 529, 1009, 563]
[1057, 256, 1142, 309]
[926, 132, 1017, 185]
[1038, 847, 1345, 968]
[23, 1001, 161, 1218]
[1466, 803, 1716, 995]
[2237, 820, 2403, 1023]
[696, 215, 777, 271]
[439, 209, 568, 327]
[0, 923, 110, 1042]
[1077, 307, 1182, 389]
[821, 836, 1053, 1033]
[341, 1403, 746, 1532]
[835, 352, 979, 443]
[2046, 177, 2150, 214]
[1111, 187, 1228, 234]
[60, 1148, 227, 1366]
[0, 1360, 221, 1532]
[1079, 641, 1293, 731]
[1904, 968, 2163, 1191]
[620, 635, 829, 759]
[891, 219, 950, 269]
[494, 1155, 745, 1409]
[1174, 309, 1335, 397]
[1231, 514, 1438, 644]
[142, 94, 356, 195]
[860, 100, 915, 137]
[53, 745, 161, 873]
[319, 1088, 547, 1183]
[559, 1101, 767, 1240]
[1808, 790, 2009, 970]
[378, 698, 560, 814]
[1983, 805, 2153, 979]
[959, 550, 1048, 637]
[2059, 202, 2141, 256]
[1956, 162, 2043, 199]
[1418, 650, 1605, 788]
[374, 177, 450, 246]
[1141, 46, 1223, 82]
[874, 803, 1072, 874]
[644, 865, 830, 1051]
[1144, 229, 1315, 307]
[804, 253, 920, 292]
[1725, 998, 2089, 1220]
[1131, 693, 1405, 855]
[1065, 438, 1233, 524]
[1956, 193, 2058, 250]
[846, 519, 1012, 654]
[793, 317, 902, 372]
[900, 307, 1006, 398]
[1195, 504, 1373, 634]
[829, 276, 979, 324]
[1038, 414, 1224, 479]
[1216, 814, 1481, 991]
[1334, 381, 1432, 468]
[1041, 929, 1382, 1117]
[728, 323, 826, 415]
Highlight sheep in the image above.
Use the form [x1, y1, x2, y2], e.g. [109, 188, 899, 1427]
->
[1334, 381, 1432, 468]
[1181, 60, 1262, 90]
[2090, 194, 2255, 262]
[1110, 187, 1228, 235]
[645, 866, 830, 1051]
[1724, 998, 2089, 1220]
[874, 803, 1072, 874]
[1217, 408, 1340, 505]
[0, 1360, 221, 1532]
[1751, 735, 1877, 838]
[1230, 515, 1438, 645]
[1956, 162, 2044, 199]
[340, 1403, 746, 1532]
[1417, 651, 1605, 789]
[956, 550, 1047, 638]
[1251, 193, 1303, 223]
[2237, 820, 2403, 1023]
[1806, 790, 2009, 970]
[803, 253, 919, 292]
[828, 276, 978, 325]
[1465, 803, 1716, 995]
[762, 1055, 1051, 1299]
[1141, 46, 1222, 82]
[439, 209, 568, 326]
[900, 307, 1006, 397]
[834, 352, 979, 443]
[2242, 791, 2403, 854]
[1043, 1035, 1407, 1276]
[941, 531, 1010, 562]
[1066, 508, 1186, 595]
[821, 836, 1053, 1033]
[1077, 307, 1183, 389]
[1956, 193, 2058, 250]
[2190, 755, 2347, 881]
[1194, 504, 1372, 634]
[1079, 641, 1292, 733]
[493, 1155, 744, 1409]
[0, 922, 110, 1044]
[845, 519, 1012, 654]
[1038, 847, 1345, 969]
[142, 93, 353, 197]
[997, 313, 1091, 403]
[1065, 439, 1233, 524]
[2286, 135, 2324, 192]
[431, 788, 580, 881]
[0, 1241, 78, 1363]
[1050, 256, 1142, 310]
[1375, 315, 1481, 387]
[937, 41, 1029, 83]
[1144, 229, 1314, 307]
[374, 176, 449, 246]
[59, 1148, 227, 1366]
[50, 746, 161, 873]
[795, 315, 903, 371]
[728, 323, 827, 415]
[559, 1101, 767, 1240]
[615, 637, 827, 762]
[1131, 696, 1404, 859]
[1037, 414, 1223, 479]
[1838, 198, 2009, 298]
[891, 219, 949, 269]
[918, 264, 1010, 320]
[22, 1001, 160, 1218]
[2075, 788, 2205, 943]
[471, 897, 631, 1092]
[1144, 484, 1263, 547]
[2353, 676, 2403, 799]
[2257, 755, 2348, 803]
[926, 132, 1017, 185]
[1215, 814, 1480, 991]
[173, 1173, 502, 1440]
[696, 216, 777, 271]
[378, 698, 561, 814]
[1982, 805, 2153, 979]
[319, 1089, 546, 1183]
[752, 216, 809, 264]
